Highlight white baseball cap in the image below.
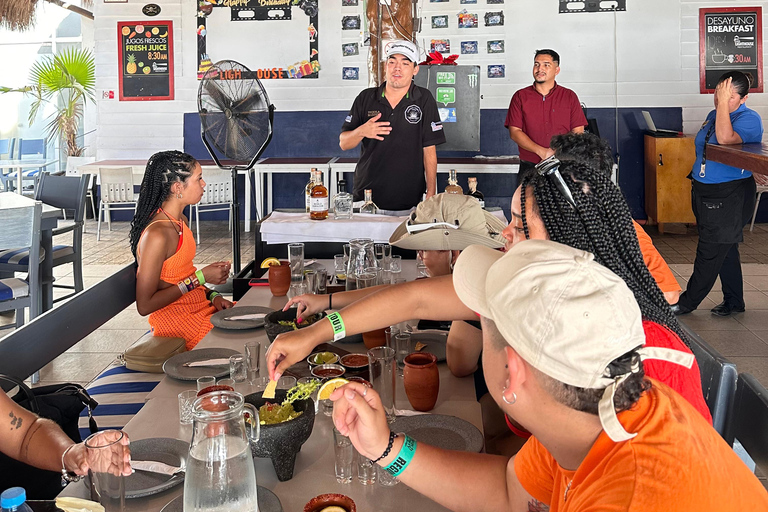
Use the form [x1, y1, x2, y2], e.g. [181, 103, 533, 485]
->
[385, 40, 419, 63]
[453, 239, 694, 442]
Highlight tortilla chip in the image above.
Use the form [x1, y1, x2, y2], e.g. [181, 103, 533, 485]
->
[415, 342, 427, 352]
[262, 379, 278, 399]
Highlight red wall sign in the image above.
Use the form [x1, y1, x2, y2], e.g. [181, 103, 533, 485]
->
[117, 20, 175, 101]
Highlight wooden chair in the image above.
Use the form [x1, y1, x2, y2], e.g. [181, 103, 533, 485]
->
[725, 373, 768, 476]
[0, 201, 42, 331]
[681, 324, 738, 437]
[97, 167, 138, 240]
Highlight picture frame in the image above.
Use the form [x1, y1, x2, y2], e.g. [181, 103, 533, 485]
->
[431, 39, 451, 53]
[487, 40, 504, 53]
[485, 11, 504, 26]
[461, 41, 479, 54]
[342, 42, 359, 56]
[342, 67, 359, 80]
[487, 64, 505, 78]
[342, 15, 360, 30]
[432, 15, 449, 29]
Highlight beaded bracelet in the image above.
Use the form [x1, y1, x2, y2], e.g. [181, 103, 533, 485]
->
[60, 444, 82, 486]
[383, 434, 416, 478]
[371, 431, 397, 464]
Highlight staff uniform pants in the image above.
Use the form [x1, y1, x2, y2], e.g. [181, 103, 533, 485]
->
[678, 177, 756, 310]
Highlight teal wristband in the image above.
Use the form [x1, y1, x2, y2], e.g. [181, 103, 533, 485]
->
[195, 270, 206, 285]
[326, 311, 346, 342]
[384, 434, 416, 477]
[209, 291, 220, 303]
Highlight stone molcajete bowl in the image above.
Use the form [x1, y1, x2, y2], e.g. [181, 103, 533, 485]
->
[244, 389, 315, 481]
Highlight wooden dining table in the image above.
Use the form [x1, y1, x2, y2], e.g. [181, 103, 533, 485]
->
[706, 141, 768, 176]
[0, 192, 60, 313]
[61, 260, 484, 511]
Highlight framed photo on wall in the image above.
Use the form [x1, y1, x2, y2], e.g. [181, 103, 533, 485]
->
[699, 7, 763, 93]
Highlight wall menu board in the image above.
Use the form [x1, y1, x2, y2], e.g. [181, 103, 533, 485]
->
[699, 7, 763, 93]
[118, 20, 174, 101]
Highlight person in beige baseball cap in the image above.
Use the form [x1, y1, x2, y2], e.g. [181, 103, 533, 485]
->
[323, 239, 768, 511]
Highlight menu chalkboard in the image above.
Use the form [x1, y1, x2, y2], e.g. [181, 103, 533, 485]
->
[118, 20, 174, 101]
[699, 7, 763, 93]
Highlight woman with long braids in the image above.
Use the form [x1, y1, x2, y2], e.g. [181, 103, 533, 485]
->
[130, 151, 232, 350]
[264, 159, 712, 427]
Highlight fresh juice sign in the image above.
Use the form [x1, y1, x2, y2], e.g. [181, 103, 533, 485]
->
[118, 20, 174, 100]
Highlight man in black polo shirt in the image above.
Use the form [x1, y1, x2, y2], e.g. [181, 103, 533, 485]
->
[340, 40, 446, 212]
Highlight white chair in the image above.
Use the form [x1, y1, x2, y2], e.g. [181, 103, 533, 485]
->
[190, 168, 232, 244]
[66, 157, 96, 231]
[97, 167, 138, 241]
[749, 173, 768, 232]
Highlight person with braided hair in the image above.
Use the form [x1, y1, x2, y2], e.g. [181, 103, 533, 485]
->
[130, 150, 232, 350]
[265, 158, 712, 425]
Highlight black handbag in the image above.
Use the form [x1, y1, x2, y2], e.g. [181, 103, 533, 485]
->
[0, 375, 99, 499]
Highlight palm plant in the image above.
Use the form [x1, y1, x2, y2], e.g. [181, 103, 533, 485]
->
[1, 47, 95, 156]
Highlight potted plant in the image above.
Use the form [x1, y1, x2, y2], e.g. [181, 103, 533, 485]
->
[1, 47, 95, 158]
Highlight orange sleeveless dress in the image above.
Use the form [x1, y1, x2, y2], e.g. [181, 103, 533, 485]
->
[139, 219, 216, 350]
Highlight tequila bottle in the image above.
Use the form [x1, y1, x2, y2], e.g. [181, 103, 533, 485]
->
[333, 178, 353, 219]
[359, 189, 379, 214]
[304, 168, 318, 212]
[467, 177, 485, 208]
[310, 170, 329, 220]
[445, 169, 463, 194]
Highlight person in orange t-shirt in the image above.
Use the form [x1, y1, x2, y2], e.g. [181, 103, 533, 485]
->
[327, 241, 768, 512]
[551, 132, 682, 305]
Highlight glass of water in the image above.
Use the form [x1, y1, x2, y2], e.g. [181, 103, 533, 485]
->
[288, 243, 304, 282]
[245, 342, 260, 383]
[394, 333, 411, 375]
[229, 354, 248, 383]
[368, 346, 396, 422]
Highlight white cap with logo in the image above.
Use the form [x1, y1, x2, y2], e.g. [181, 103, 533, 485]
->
[453, 239, 694, 442]
[385, 40, 419, 63]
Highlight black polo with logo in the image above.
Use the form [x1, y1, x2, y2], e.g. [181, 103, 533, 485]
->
[341, 82, 446, 210]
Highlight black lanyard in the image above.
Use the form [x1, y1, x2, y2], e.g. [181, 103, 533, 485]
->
[699, 121, 716, 178]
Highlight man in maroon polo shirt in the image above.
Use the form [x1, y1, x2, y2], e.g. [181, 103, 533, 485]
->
[504, 49, 587, 170]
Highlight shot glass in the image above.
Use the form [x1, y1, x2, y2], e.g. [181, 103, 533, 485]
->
[85, 430, 128, 512]
[288, 243, 304, 282]
[178, 390, 197, 425]
[378, 465, 400, 487]
[321, 398, 334, 417]
[375, 243, 392, 266]
[287, 279, 308, 301]
[252, 376, 270, 393]
[334, 254, 346, 284]
[357, 451, 377, 485]
[196, 376, 216, 392]
[356, 272, 377, 289]
[217, 378, 235, 388]
[390, 255, 402, 273]
[368, 346, 396, 422]
[298, 377, 320, 414]
[277, 375, 297, 390]
[333, 427, 354, 484]
[395, 333, 412, 375]
[364, 266, 382, 286]
[245, 341, 261, 382]
[385, 326, 400, 350]
[304, 269, 318, 294]
[316, 268, 328, 294]
[229, 354, 247, 383]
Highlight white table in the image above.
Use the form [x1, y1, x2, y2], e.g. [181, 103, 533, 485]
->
[259, 211, 407, 244]
[76, 160, 262, 232]
[0, 159, 59, 194]
[62, 261, 483, 511]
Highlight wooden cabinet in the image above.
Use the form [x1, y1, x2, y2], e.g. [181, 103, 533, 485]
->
[644, 134, 696, 233]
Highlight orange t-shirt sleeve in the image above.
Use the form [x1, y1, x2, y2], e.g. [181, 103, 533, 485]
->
[633, 221, 681, 293]
[513, 438, 555, 505]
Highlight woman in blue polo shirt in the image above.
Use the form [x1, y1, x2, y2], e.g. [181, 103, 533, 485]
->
[673, 71, 764, 316]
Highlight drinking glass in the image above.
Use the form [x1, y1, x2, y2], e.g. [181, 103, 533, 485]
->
[416, 252, 428, 277]
[385, 326, 400, 350]
[229, 354, 247, 383]
[316, 268, 328, 294]
[334, 254, 346, 283]
[395, 333, 412, 375]
[378, 465, 400, 486]
[277, 375, 297, 390]
[368, 346, 396, 422]
[288, 243, 304, 282]
[304, 269, 318, 294]
[375, 243, 392, 266]
[298, 377, 320, 413]
[333, 427, 354, 484]
[356, 272, 377, 289]
[196, 376, 215, 392]
[357, 451, 377, 485]
[252, 376, 270, 392]
[178, 390, 197, 425]
[287, 278, 308, 301]
[381, 269, 392, 285]
[85, 430, 127, 512]
[217, 378, 235, 387]
[364, 266, 382, 286]
[390, 255, 402, 273]
[245, 341, 260, 382]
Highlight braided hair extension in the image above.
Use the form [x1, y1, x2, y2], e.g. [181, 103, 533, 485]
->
[519, 161, 691, 348]
[129, 150, 197, 258]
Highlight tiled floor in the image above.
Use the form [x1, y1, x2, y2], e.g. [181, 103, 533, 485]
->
[3, 217, 766, 390]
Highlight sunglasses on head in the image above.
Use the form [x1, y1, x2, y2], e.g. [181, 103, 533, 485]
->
[535, 156, 578, 211]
